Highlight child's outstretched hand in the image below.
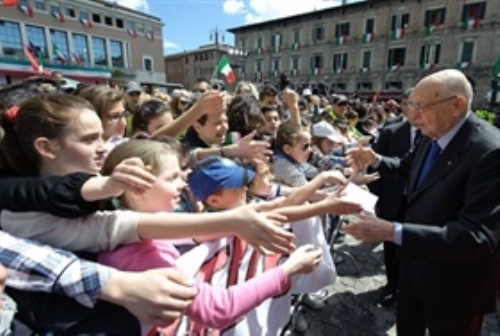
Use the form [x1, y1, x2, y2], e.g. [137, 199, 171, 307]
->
[104, 157, 157, 196]
[281, 244, 323, 277]
[320, 188, 363, 215]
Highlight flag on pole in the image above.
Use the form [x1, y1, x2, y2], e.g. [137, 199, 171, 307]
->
[292, 42, 300, 51]
[79, 18, 92, 28]
[18, 3, 33, 16]
[53, 43, 66, 64]
[24, 43, 50, 75]
[128, 29, 137, 37]
[51, 10, 64, 22]
[336, 35, 347, 46]
[362, 32, 374, 43]
[461, 18, 480, 30]
[72, 52, 83, 65]
[424, 25, 436, 36]
[0, 0, 18, 6]
[216, 56, 236, 84]
[391, 28, 404, 40]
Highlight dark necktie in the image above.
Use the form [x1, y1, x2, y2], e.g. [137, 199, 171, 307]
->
[416, 140, 441, 188]
[413, 129, 421, 146]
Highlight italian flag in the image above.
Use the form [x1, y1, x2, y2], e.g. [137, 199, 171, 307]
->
[128, 29, 137, 37]
[360, 67, 370, 73]
[336, 35, 347, 46]
[53, 43, 66, 63]
[18, 3, 34, 16]
[311, 68, 321, 75]
[273, 70, 280, 77]
[362, 32, 374, 43]
[216, 56, 235, 84]
[462, 18, 480, 30]
[80, 18, 92, 28]
[256, 47, 263, 55]
[292, 42, 300, 51]
[391, 28, 404, 40]
[335, 68, 344, 74]
[290, 68, 300, 76]
[424, 25, 435, 36]
[52, 10, 64, 22]
[390, 64, 400, 72]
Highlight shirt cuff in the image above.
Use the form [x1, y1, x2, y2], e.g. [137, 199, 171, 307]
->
[393, 222, 403, 245]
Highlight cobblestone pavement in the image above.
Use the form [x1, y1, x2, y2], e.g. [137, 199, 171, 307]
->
[295, 233, 500, 336]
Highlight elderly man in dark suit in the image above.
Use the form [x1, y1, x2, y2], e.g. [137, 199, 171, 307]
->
[345, 69, 500, 335]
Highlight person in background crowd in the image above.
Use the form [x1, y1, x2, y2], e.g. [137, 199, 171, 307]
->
[77, 85, 127, 141]
[367, 87, 418, 308]
[235, 81, 259, 100]
[260, 105, 282, 139]
[259, 83, 279, 107]
[131, 100, 174, 139]
[192, 78, 211, 94]
[345, 69, 500, 335]
[170, 90, 193, 118]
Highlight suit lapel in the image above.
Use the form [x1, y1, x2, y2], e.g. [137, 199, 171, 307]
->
[409, 116, 473, 201]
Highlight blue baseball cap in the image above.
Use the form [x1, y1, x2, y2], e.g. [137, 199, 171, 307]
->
[188, 157, 255, 202]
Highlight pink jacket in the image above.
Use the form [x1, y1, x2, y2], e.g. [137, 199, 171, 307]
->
[98, 239, 289, 329]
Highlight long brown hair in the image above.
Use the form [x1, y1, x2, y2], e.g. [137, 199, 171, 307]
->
[0, 93, 95, 175]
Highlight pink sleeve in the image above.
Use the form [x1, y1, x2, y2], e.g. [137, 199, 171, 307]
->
[185, 267, 290, 329]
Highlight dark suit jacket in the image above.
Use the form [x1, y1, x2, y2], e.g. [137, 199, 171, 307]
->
[378, 113, 500, 315]
[369, 120, 412, 220]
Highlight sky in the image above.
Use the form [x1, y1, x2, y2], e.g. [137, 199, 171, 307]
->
[114, 0, 360, 55]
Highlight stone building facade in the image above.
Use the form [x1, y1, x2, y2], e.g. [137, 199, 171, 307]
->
[228, 0, 500, 104]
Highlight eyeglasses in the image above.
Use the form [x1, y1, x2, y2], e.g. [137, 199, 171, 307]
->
[107, 111, 130, 121]
[302, 142, 311, 151]
[407, 96, 456, 113]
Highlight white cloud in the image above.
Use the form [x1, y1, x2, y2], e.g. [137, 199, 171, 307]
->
[223, 0, 364, 23]
[223, 0, 245, 14]
[163, 40, 180, 51]
[114, 0, 150, 12]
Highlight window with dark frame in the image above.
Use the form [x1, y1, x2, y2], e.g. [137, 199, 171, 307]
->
[104, 16, 113, 26]
[312, 26, 324, 42]
[365, 18, 375, 34]
[92, 13, 101, 24]
[335, 23, 350, 38]
[311, 54, 323, 69]
[384, 81, 403, 90]
[461, 41, 475, 63]
[333, 53, 348, 71]
[424, 8, 446, 27]
[420, 43, 441, 66]
[461, 2, 486, 21]
[362, 50, 372, 69]
[143, 57, 153, 72]
[387, 47, 406, 68]
[65, 6, 75, 18]
[391, 13, 410, 30]
[116, 18, 124, 29]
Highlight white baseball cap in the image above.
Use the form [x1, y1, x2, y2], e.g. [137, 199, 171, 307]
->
[312, 121, 344, 144]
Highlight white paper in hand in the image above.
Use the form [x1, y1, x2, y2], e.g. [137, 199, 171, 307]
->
[340, 182, 378, 214]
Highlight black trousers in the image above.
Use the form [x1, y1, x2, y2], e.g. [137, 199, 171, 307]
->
[382, 241, 400, 290]
[396, 286, 484, 336]
[381, 196, 406, 291]
[7, 288, 141, 335]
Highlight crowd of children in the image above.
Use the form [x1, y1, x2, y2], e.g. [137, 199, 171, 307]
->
[0, 75, 406, 334]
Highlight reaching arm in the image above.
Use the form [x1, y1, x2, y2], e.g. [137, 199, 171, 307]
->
[0, 173, 99, 218]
